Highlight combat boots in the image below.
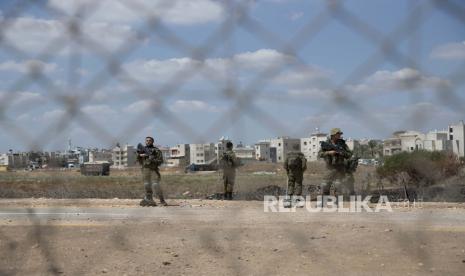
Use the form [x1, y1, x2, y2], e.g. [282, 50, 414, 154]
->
[293, 196, 304, 208]
[159, 196, 168, 206]
[283, 196, 292, 208]
[140, 195, 157, 207]
[224, 192, 233, 200]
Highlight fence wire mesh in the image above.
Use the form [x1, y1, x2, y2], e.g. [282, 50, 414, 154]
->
[1, 0, 465, 275]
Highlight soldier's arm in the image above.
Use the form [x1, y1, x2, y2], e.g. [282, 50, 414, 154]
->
[342, 144, 353, 159]
[231, 153, 239, 167]
[151, 149, 163, 165]
[302, 155, 307, 171]
[283, 157, 289, 172]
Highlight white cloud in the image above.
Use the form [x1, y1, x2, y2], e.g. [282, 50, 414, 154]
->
[170, 100, 220, 113]
[347, 68, 449, 94]
[123, 57, 201, 82]
[122, 49, 317, 85]
[3, 17, 140, 55]
[0, 91, 46, 107]
[81, 104, 116, 116]
[371, 102, 461, 132]
[123, 100, 159, 114]
[0, 60, 57, 74]
[287, 88, 332, 99]
[233, 49, 294, 70]
[48, 0, 225, 25]
[41, 109, 66, 122]
[272, 66, 330, 88]
[430, 41, 465, 60]
[289, 11, 303, 21]
[15, 92, 46, 105]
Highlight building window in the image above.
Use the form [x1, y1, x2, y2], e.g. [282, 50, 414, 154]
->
[304, 142, 307, 145]
[449, 127, 453, 133]
[449, 135, 453, 140]
[278, 143, 281, 146]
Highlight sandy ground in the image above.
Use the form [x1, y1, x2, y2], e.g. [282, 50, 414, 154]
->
[1, 199, 465, 276]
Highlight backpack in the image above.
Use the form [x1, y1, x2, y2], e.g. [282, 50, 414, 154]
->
[221, 152, 234, 168]
[287, 153, 302, 170]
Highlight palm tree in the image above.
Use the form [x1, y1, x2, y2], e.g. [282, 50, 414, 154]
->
[368, 140, 377, 158]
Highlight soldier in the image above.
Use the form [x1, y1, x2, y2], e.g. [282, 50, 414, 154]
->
[319, 128, 355, 197]
[283, 145, 307, 208]
[220, 141, 239, 200]
[137, 136, 167, 207]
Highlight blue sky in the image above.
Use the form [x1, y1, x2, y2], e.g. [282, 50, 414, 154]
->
[0, 0, 464, 151]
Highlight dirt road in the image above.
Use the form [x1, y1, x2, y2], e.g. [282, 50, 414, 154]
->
[1, 199, 465, 275]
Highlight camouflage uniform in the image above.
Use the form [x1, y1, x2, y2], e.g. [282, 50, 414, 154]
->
[220, 150, 239, 200]
[284, 151, 307, 196]
[138, 145, 166, 206]
[319, 137, 355, 196]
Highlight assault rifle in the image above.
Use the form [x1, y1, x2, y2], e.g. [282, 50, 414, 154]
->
[320, 140, 346, 155]
[320, 140, 359, 173]
[136, 143, 149, 156]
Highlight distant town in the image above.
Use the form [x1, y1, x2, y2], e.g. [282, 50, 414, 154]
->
[1, 120, 464, 172]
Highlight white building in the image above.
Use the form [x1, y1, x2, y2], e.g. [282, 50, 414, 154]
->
[0, 152, 28, 168]
[449, 120, 465, 158]
[255, 141, 271, 161]
[301, 130, 327, 161]
[89, 150, 112, 163]
[424, 130, 451, 152]
[233, 143, 255, 160]
[383, 128, 454, 156]
[215, 137, 231, 163]
[383, 137, 402, 156]
[269, 137, 301, 163]
[112, 144, 137, 168]
[189, 143, 216, 165]
[398, 131, 425, 152]
[158, 146, 171, 164]
[345, 138, 360, 152]
[167, 144, 190, 167]
[0, 154, 8, 166]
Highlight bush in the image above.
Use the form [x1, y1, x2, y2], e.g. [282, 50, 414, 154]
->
[376, 150, 461, 187]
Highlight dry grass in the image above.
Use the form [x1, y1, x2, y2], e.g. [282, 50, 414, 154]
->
[0, 163, 419, 200]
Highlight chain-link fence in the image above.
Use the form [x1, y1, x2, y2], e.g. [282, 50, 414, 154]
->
[1, 0, 465, 275]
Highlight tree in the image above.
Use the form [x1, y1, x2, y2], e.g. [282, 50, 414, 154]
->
[368, 140, 378, 158]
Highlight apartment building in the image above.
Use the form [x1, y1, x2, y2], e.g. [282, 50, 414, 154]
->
[189, 143, 216, 165]
[112, 144, 137, 168]
[215, 137, 231, 164]
[301, 130, 327, 161]
[383, 128, 454, 156]
[89, 150, 112, 163]
[166, 144, 190, 167]
[269, 137, 301, 163]
[233, 143, 255, 161]
[449, 120, 465, 158]
[255, 141, 271, 161]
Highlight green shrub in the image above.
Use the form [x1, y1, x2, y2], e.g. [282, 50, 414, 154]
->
[376, 150, 461, 187]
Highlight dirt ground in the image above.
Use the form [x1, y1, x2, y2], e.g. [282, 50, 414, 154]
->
[1, 199, 465, 275]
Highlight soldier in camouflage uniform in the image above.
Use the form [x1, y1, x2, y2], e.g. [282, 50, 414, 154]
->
[319, 128, 355, 196]
[283, 145, 307, 207]
[220, 141, 239, 200]
[137, 136, 167, 207]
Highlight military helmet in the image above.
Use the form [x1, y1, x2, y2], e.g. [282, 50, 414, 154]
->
[330, 128, 343, 136]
